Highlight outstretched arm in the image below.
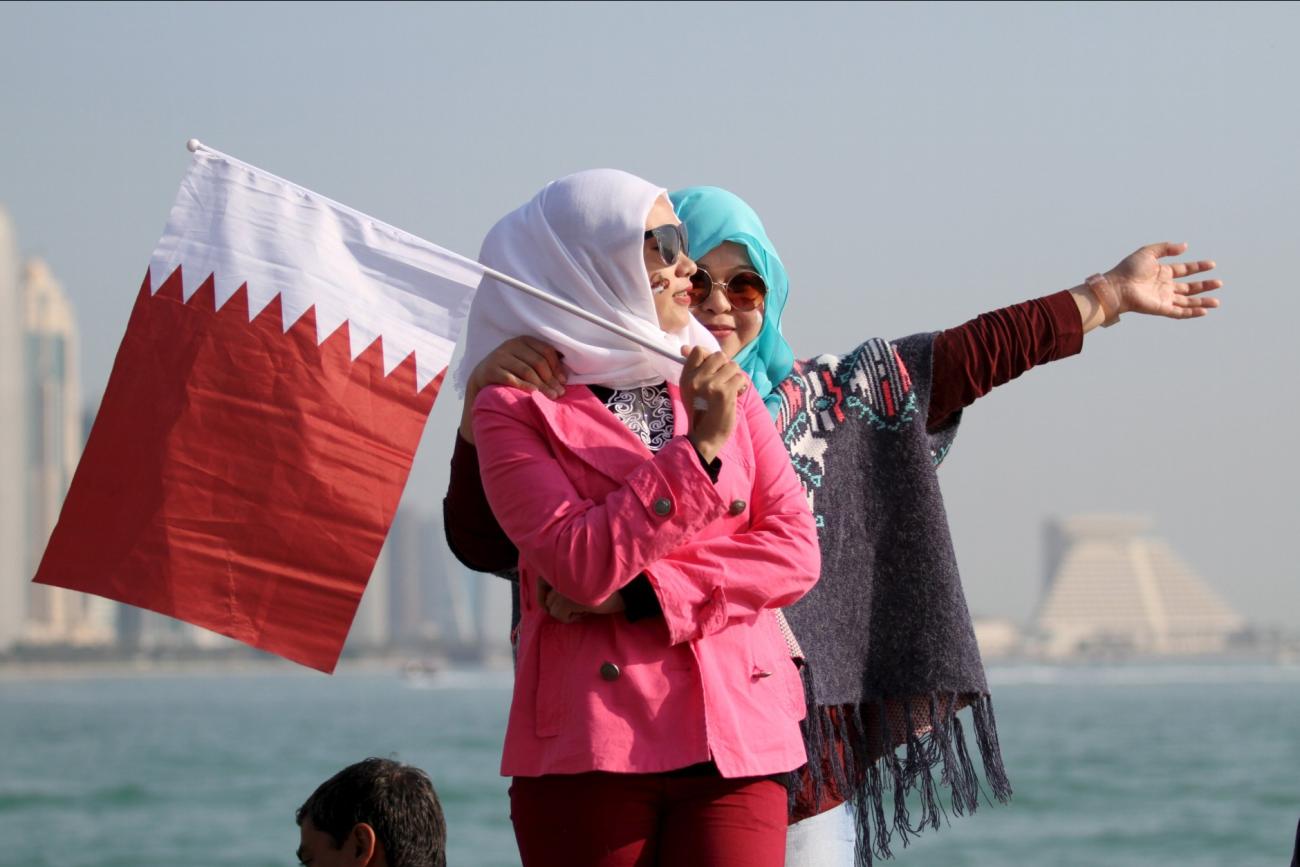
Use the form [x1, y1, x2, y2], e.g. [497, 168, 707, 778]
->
[927, 243, 1222, 429]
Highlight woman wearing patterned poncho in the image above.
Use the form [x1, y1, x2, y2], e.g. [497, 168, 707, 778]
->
[445, 185, 1222, 867]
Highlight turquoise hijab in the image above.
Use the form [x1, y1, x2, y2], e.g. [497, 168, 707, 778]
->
[669, 186, 795, 416]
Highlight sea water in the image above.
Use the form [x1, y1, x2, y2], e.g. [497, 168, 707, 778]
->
[1, 663, 1297, 866]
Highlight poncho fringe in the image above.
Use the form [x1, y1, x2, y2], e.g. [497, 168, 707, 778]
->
[791, 677, 1013, 864]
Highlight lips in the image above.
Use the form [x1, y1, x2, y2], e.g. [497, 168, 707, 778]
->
[704, 324, 735, 335]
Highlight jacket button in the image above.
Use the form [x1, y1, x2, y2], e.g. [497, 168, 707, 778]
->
[599, 661, 620, 681]
[729, 499, 746, 515]
[653, 497, 672, 516]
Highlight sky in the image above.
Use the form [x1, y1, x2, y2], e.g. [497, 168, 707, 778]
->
[2, 1, 1296, 627]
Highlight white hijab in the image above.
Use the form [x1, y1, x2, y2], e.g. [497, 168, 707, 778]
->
[455, 169, 719, 393]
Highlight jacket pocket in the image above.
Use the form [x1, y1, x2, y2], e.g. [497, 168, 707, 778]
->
[748, 612, 806, 721]
[534, 620, 581, 738]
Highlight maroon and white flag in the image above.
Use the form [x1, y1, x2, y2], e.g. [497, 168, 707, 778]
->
[34, 143, 483, 672]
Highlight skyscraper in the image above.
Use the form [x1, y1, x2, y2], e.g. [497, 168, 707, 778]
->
[347, 539, 391, 651]
[386, 507, 432, 646]
[383, 505, 510, 659]
[22, 259, 111, 645]
[0, 207, 27, 651]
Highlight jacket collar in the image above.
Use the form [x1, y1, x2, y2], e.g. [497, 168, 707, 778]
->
[525, 383, 689, 482]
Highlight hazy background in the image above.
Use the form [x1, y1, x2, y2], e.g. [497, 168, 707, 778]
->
[2, 0, 1295, 627]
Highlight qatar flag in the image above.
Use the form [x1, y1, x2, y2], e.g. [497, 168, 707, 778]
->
[33, 144, 483, 672]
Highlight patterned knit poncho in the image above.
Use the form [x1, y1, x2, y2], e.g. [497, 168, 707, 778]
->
[776, 333, 1012, 863]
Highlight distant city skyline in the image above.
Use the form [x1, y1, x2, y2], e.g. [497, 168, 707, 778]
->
[1, 2, 1296, 631]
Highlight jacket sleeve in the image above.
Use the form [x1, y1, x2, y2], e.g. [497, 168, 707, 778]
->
[643, 387, 821, 645]
[472, 385, 729, 608]
[442, 434, 519, 573]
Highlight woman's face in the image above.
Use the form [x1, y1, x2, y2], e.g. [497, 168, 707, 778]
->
[644, 195, 697, 333]
[691, 242, 764, 358]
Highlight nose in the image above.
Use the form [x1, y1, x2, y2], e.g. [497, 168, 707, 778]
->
[674, 254, 697, 278]
[701, 283, 731, 314]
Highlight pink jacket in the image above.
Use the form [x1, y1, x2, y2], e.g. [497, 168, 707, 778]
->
[473, 381, 820, 779]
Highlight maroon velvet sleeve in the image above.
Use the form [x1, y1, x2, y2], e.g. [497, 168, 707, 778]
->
[443, 434, 519, 572]
[927, 290, 1084, 431]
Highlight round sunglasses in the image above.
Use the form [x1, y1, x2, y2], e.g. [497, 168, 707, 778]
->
[687, 268, 767, 311]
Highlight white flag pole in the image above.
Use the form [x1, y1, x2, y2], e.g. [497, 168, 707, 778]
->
[184, 138, 686, 367]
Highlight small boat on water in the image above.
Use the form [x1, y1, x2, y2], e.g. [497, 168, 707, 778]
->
[400, 657, 444, 687]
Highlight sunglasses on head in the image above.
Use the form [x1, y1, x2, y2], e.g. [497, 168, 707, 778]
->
[687, 268, 767, 312]
[644, 223, 689, 267]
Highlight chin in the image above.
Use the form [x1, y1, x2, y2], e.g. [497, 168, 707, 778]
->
[663, 317, 692, 333]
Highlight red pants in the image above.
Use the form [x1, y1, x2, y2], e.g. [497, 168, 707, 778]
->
[509, 769, 788, 867]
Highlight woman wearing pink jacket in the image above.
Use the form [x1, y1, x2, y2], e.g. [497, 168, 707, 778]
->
[456, 169, 820, 867]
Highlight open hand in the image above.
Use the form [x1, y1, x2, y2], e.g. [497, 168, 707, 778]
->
[1101, 242, 1222, 320]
